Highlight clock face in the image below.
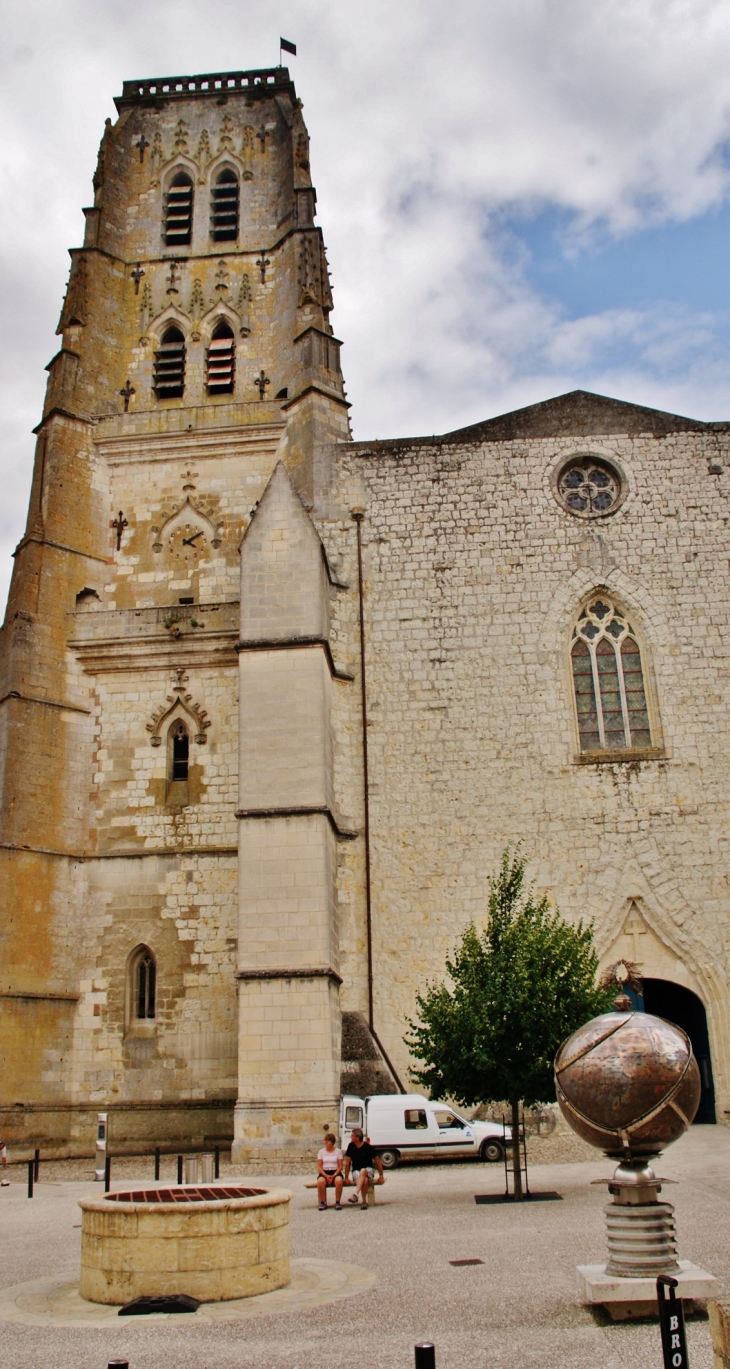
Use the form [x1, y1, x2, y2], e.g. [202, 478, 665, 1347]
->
[168, 522, 209, 564]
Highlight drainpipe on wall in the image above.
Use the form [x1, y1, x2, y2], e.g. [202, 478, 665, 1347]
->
[352, 508, 405, 1094]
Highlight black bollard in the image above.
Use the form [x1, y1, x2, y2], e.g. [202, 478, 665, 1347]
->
[154, 1147, 160, 1181]
[104, 1155, 111, 1193]
[34, 1148, 40, 1181]
[27, 1159, 33, 1198]
[415, 1344, 435, 1369]
[177, 1154, 183, 1185]
[108, 1361, 129, 1369]
[657, 1276, 689, 1369]
[214, 1145, 220, 1179]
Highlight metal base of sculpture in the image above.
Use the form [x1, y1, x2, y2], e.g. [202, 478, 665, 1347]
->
[605, 1200, 678, 1278]
[604, 1158, 678, 1278]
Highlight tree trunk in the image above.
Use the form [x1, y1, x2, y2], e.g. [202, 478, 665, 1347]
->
[510, 1098, 523, 1200]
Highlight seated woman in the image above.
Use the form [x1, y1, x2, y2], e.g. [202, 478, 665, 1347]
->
[317, 1132, 344, 1209]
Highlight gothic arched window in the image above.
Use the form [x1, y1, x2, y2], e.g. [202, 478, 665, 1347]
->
[211, 168, 239, 241]
[129, 946, 156, 1021]
[164, 171, 193, 246]
[154, 326, 186, 399]
[571, 597, 651, 752]
[206, 321, 235, 394]
[170, 719, 189, 781]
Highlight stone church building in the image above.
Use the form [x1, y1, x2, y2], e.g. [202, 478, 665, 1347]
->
[0, 67, 727, 1158]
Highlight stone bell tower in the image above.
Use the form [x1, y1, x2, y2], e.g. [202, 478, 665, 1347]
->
[0, 67, 350, 1156]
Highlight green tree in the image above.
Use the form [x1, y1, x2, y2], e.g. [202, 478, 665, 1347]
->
[406, 847, 613, 1197]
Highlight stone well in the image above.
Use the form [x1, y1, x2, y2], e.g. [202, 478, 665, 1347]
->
[78, 1184, 292, 1304]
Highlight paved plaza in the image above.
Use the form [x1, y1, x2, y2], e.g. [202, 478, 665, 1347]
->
[1, 1126, 729, 1369]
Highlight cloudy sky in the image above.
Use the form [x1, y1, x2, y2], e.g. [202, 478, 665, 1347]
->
[2, 0, 730, 608]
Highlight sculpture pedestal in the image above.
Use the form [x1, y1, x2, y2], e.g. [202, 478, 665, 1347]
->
[578, 1259, 717, 1320]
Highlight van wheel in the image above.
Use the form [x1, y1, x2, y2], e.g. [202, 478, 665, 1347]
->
[379, 1149, 400, 1169]
[480, 1140, 503, 1163]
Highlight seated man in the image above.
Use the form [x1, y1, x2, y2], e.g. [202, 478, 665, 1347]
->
[344, 1127, 383, 1209]
[317, 1132, 344, 1209]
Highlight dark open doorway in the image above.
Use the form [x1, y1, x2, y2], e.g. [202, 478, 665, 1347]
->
[628, 978, 716, 1123]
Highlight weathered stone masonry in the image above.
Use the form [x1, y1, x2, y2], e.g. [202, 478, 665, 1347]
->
[2, 71, 729, 1158]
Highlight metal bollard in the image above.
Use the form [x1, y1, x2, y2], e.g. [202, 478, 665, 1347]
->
[104, 1155, 111, 1193]
[27, 1159, 33, 1198]
[657, 1276, 689, 1369]
[177, 1154, 183, 1185]
[415, 1344, 435, 1369]
[34, 1148, 40, 1181]
[214, 1145, 220, 1179]
[154, 1147, 160, 1181]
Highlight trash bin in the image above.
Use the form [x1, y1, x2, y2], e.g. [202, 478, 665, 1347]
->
[184, 1156, 199, 1184]
[200, 1153, 215, 1183]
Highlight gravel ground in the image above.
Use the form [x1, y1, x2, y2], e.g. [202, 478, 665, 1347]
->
[0, 1125, 727, 1369]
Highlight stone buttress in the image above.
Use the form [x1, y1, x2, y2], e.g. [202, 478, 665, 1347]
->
[233, 462, 347, 1161]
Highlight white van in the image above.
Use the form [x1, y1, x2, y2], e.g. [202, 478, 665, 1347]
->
[339, 1093, 510, 1168]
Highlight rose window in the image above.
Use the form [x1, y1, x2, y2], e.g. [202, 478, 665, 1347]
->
[558, 459, 621, 516]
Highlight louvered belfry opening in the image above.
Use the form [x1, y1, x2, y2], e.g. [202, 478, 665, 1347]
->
[211, 168, 239, 241]
[165, 171, 194, 246]
[207, 321, 235, 394]
[154, 326, 186, 398]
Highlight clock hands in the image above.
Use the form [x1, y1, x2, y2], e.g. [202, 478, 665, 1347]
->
[181, 531, 204, 547]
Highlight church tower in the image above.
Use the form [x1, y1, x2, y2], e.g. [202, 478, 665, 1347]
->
[0, 68, 351, 1157]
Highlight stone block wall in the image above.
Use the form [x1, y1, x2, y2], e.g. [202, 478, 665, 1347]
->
[321, 413, 730, 1116]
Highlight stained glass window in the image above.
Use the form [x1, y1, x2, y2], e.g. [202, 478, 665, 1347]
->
[571, 598, 651, 752]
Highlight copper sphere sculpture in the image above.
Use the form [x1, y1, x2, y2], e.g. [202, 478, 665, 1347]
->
[555, 1005, 701, 1158]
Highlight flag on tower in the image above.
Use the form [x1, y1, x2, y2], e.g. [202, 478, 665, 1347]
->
[280, 38, 297, 56]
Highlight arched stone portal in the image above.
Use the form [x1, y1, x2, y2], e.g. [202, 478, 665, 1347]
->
[630, 979, 716, 1124]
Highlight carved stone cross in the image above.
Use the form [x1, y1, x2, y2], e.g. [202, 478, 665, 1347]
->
[166, 261, 181, 294]
[256, 254, 271, 284]
[130, 264, 145, 295]
[135, 134, 150, 163]
[112, 511, 129, 550]
[119, 379, 136, 412]
[253, 369, 270, 401]
[215, 261, 229, 294]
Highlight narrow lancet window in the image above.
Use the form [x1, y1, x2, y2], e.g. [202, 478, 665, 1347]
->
[171, 720, 189, 780]
[571, 597, 651, 752]
[211, 168, 239, 241]
[164, 172, 193, 245]
[206, 321, 235, 394]
[135, 951, 156, 1020]
[154, 326, 186, 398]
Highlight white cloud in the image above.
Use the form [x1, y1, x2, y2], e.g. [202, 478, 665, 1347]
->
[2, 0, 730, 608]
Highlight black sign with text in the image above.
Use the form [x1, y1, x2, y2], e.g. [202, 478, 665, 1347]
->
[657, 1276, 689, 1369]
